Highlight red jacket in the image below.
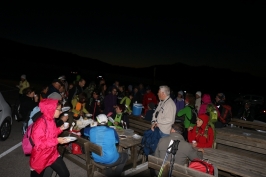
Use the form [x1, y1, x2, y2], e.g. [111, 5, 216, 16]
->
[30, 99, 63, 174]
[142, 91, 158, 110]
[188, 114, 214, 148]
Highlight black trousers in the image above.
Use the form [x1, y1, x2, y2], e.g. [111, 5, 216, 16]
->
[31, 157, 69, 177]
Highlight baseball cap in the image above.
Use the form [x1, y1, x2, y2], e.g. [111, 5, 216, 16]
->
[96, 114, 108, 125]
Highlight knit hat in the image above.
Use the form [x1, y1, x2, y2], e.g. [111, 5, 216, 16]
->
[21, 74, 26, 79]
[196, 91, 202, 97]
[47, 92, 62, 100]
[58, 75, 66, 80]
[178, 90, 184, 96]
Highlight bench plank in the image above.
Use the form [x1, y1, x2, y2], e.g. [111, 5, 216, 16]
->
[204, 148, 266, 177]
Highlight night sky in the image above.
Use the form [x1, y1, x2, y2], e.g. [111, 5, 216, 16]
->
[1, 1, 266, 77]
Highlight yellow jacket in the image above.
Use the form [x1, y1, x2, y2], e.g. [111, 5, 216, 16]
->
[19, 80, 30, 94]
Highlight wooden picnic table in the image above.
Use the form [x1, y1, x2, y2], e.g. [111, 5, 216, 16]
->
[203, 148, 266, 177]
[229, 118, 266, 131]
[216, 126, 266, 160]
[116, 129, 142, 168]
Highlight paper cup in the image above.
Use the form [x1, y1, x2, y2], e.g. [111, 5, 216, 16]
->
[64, 122, 69, 128]
[192, 140, 196, 144]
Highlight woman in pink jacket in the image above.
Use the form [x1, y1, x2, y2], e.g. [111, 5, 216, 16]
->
[30, 99, 69, 177]
[198, 94, 220, 117]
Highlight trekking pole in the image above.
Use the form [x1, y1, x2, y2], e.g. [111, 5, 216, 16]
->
[158, 151, 170, 177]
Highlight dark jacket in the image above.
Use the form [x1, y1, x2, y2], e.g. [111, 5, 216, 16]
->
[19, 95, 38, 121]
[237, 106, 255, 121]
[103, 93, 117, 115]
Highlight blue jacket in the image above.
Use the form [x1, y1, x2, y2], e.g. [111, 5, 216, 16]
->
[83, 125, 119, 164]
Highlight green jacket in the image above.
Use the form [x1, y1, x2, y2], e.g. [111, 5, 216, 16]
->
[177, 105, 196, 128]
[120, 96, 132, 113]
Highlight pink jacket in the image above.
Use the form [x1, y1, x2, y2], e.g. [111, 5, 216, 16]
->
[198, 94, 220, 117]
[30, 99, 62, 174]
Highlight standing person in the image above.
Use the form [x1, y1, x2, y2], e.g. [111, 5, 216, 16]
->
[143, 86, 158, 115]
[20, 87, 39, 134]
[177, 93, 196, 141]
[195, 91, 202, 113]
[132, 86, 142, 104]
[151, 86, 176, 138]
[30, 99, 70, 177]
[173, 90, 185, 115]
[85, 90, 102, 120]
[46, 79, 63, 97]
[144, 102, 155, 122]
[237, 101, 255, 122]
[68, 78, 86, 103]
[120, 92, 133, 114]
[103, 87, 118, 115]
[83, 114, 128, 176]
[16, 74, 30, 98]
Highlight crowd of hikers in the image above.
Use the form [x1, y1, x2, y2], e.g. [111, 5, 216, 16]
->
[15, 73, 256, 177]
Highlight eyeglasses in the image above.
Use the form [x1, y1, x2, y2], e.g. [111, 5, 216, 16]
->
[56, 108, 62, 112]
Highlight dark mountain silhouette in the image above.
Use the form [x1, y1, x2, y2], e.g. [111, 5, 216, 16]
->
[1, 37, 265, 95]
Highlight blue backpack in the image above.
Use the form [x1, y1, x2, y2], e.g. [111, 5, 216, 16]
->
[140, 127, 161, 157]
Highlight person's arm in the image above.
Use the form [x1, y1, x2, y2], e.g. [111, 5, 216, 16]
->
[114, 129, 119, 143]
[83, 127, 92, 138]
[187, 126, 196, 143]
[31, 119, 59, 149]
[196, 128, 214, 148]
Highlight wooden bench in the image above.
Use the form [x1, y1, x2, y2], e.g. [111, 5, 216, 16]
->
[84, 141, 119, 177]
[229, 118, 266, 131]
[204, 148, 266, 177]
[215, 126, 266, 161]
[128, 115, 151, 136]
[148, 155, 213, 177]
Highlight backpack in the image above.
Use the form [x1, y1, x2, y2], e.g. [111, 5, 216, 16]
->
[189, 159, 216, 176]
[187, 106, 197, 124]
[140, 127, 161, 159]
[219, 104, 232, 124]
[206, 104, 218, 123]
[22, 116, 46, 155]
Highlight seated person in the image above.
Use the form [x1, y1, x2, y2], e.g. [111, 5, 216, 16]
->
[83, 114, 128, 177]
[237, 101, 255, 122]
[144, 102, 155, 122]
[155, 122, 203, 166]
[188, 114, 214, 148]
[71, 92, 89, 119]
[108, 104, 129, 129]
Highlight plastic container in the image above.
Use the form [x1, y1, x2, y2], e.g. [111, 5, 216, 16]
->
[124, 129, 134, 136]
[132, 103, 143, 116]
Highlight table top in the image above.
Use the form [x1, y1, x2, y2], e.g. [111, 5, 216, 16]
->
[116, 129, 142, 148]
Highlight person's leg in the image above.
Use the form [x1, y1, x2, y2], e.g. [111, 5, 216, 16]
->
[113, 152, 128, 176]
[31, 170, 45, 177]
[50, 157, 70, 177]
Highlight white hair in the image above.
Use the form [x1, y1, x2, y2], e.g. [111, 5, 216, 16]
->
[159, 85, 170, 96]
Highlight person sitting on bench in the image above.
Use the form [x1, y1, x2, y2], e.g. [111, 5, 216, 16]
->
[83, 114, 128, 176]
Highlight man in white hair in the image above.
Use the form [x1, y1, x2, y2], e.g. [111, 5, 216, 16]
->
[151, 85, 176, 138]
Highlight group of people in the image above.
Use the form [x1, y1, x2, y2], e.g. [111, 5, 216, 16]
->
[16, 73, 253, 177]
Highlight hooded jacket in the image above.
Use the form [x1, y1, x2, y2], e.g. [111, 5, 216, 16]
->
[30, 99, 63, 174]
[188, 114, 214, 148]
[199, 94, 220, 117]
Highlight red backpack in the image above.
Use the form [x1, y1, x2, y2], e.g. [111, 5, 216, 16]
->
[189, 159, 214, 175]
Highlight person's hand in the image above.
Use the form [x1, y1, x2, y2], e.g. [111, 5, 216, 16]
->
[151, 122, 157, 131]
[187, 126, 193, 131]
[34, 95, 39, 102]
[114, 121, 118, 125]
[198, 148, 204, 153]
[57, 137, 69, 144]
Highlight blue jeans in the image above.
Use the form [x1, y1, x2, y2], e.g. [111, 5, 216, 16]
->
[159, 129, 169, 138]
